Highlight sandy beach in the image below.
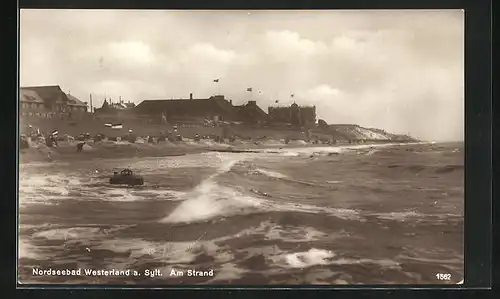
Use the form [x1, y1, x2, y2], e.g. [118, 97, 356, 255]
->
[19, 138, 343, 164]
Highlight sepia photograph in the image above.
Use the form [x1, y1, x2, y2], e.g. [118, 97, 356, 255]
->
[18, 9, 464, 285]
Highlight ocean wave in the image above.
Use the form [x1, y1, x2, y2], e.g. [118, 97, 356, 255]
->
[228, 220, 330, 243]
[160, 151, 365, 223]
[372, 211, 462, 222]
[101, 188, 143, 202]
[272, 248, 335, 268]
[18, 239, 43, 260]
[159, 155, 271, 224]
[251, 168, 288, 179]
[32, 227, 103, 241]
[160, 180, 264, 224]
[258, 143, 409, 158]
[269, 247, 401, 270]
[386, 164, 463, 174]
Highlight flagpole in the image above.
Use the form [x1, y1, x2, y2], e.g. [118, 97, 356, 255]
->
[90, 93, 93, 113]
[213, 79, 220, 96]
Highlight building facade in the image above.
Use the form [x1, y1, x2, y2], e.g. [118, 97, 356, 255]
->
[20, 85, 87, 119]
[133, 94, 268, 124]
[94, 99, 136, 115]
[268, 103, 316, 127]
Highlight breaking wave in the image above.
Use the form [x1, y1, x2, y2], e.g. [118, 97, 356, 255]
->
[251, 168, 288, 179]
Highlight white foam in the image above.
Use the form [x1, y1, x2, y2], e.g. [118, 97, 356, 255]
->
[364, 149, 380, 155]
[32, 227, 102, 241]
[19, 174, 83, 205]
[208, 263, 247, 282]
[102, 188, 142, 202]
[92, 237, 232, 265]
[282, 152, 300, 157]
[330, 258, 401, 269]
[271, 202, 364, 221]
[227, 221, 330, 243]
[269, 247, 401, 270]
[252, 168, 288, 179]
[97, 238, 202, 263]
[161, 156, 262, 223]
[160, 180, 263, 223]
[265, 224, 329, 243]
[281, 248, 335, 268]
[327, 180, 342, 184]
[260, 143, 416, 158]
[375, 211, 421, 221]
[18, 239, 42, 260]
[132, 189, 186, 201]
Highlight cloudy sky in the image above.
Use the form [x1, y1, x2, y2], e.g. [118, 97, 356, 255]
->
[20, 9, 464, 141]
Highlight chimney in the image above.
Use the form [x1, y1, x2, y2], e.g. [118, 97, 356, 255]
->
[189, 93, 193, 100]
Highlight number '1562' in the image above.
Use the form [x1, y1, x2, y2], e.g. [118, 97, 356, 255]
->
[436, 273, 451, 280]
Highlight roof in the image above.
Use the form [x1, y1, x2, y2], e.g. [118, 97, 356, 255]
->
[20, 85, 69, 106]
[110, 103, 127, 109]
[20, 89, 44, 103]
[134, 96, 239, 119]
[66, 94, 87, 107]
[235, 102, 270, 122]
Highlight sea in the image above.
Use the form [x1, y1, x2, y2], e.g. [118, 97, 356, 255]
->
[18, 142, 464, 285]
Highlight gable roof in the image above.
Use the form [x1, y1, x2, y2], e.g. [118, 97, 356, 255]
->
[66, 94, 87, 107]
[20, 85, 69, 106]
[134, 96, 239, 119]
[20, 89, 44, 103]
[235, 102, 270, 122]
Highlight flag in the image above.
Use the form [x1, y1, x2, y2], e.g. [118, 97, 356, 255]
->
[104, 123, 112, 127]
[213, 79, 219, 83]
[258, 90, 262, 94]
[111, 124, 123, 129]
[51, 130, 58, 135]
[247, 87, 253, 92]
[291, 94, 295, 98]
[275, 100, 279, 103]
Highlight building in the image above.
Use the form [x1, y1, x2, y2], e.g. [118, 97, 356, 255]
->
[20, 85, 87, 119]
[133, 94, 268, 124]
[66, 94, 90, 114]
[234, 100, 270, 124]
[94, 99, 136, 115]
[268, 102, 316, 127]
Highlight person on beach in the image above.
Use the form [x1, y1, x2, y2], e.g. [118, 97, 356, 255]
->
[76, 142, 85, 152]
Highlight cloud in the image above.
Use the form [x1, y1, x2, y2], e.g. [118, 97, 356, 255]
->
[20, 9, 464, 141]
[265, 30, 328, 60]
[107, 41, 154, 65]
[186, 43, 236, 64]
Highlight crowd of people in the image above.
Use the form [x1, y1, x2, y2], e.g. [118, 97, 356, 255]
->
[21, 122, 372, 156]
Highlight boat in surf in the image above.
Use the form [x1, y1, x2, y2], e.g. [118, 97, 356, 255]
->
[109, 169, 144, 186]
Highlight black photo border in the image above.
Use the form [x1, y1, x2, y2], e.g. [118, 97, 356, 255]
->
[3, 0, 493, 298]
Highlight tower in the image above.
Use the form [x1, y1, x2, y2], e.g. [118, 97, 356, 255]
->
[290, 102, 300, 127]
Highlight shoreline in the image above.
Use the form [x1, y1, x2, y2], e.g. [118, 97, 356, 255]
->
[19, 139, 428, 164]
